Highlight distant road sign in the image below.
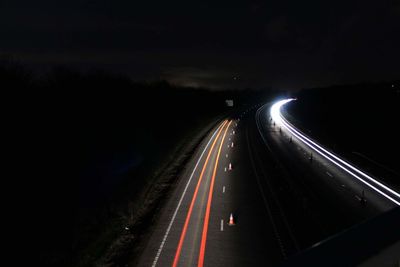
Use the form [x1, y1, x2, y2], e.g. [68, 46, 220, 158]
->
[225, 100, 234, 107]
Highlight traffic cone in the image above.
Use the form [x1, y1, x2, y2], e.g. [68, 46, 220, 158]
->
[228, 163, 232, 171]
[228, 213, 235, 226]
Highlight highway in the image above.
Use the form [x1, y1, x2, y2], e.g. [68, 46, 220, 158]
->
[135, 99, 399, 266]
[270, 99, 400, 206]
[136, 120, 243, 266]
[251, 100, 398, 251]
[136, 114, 289, 266]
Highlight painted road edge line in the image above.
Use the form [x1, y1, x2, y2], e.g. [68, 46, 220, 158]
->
[151, 121, 225, 267]
[198, 120, 232, 267]
[172, 121, 228, 267]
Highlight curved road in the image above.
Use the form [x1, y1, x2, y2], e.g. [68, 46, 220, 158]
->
[135, 100, 398, 266]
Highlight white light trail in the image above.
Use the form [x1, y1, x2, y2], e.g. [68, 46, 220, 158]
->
[270, 99, 400, 206]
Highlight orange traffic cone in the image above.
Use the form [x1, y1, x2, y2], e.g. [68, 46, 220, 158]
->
[228, 163, 232, 171]
[228, 213, 235, 226]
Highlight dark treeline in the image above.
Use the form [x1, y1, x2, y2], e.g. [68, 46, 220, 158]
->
[2, 61, 273, 267]
[285, 82, 400, 190]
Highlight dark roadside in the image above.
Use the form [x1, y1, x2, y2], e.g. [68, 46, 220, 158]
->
[284, 82, 400, 192]
[2, 62, 274, 267]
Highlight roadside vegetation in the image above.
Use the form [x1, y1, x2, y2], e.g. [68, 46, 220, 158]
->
[2, 59, 271, 267]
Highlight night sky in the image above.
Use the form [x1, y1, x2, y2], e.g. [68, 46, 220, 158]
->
[1, 0, 399, 89]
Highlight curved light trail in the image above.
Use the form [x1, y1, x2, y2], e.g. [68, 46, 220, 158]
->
[270, 99, 400, 206]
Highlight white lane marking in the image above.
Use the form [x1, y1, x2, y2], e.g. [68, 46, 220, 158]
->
[326, 171, 333, 177]
[224, 167, 227, 172]
[226, 154, 228, 158]
[223, 186, 225, 193]
[221, 220, 224, 231]
[151, 123, 223, 267]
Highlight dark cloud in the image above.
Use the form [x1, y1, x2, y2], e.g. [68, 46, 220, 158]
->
[1, 0, 399, 89]
[162, 67, 237, 89]
[266, 16, 291, 43]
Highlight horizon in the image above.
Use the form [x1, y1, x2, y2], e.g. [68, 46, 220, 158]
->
[1, 0, 399, 90]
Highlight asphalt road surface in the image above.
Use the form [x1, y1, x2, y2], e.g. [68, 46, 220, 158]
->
[136, 115, 288, 267]
[135, 100, 398, 267]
